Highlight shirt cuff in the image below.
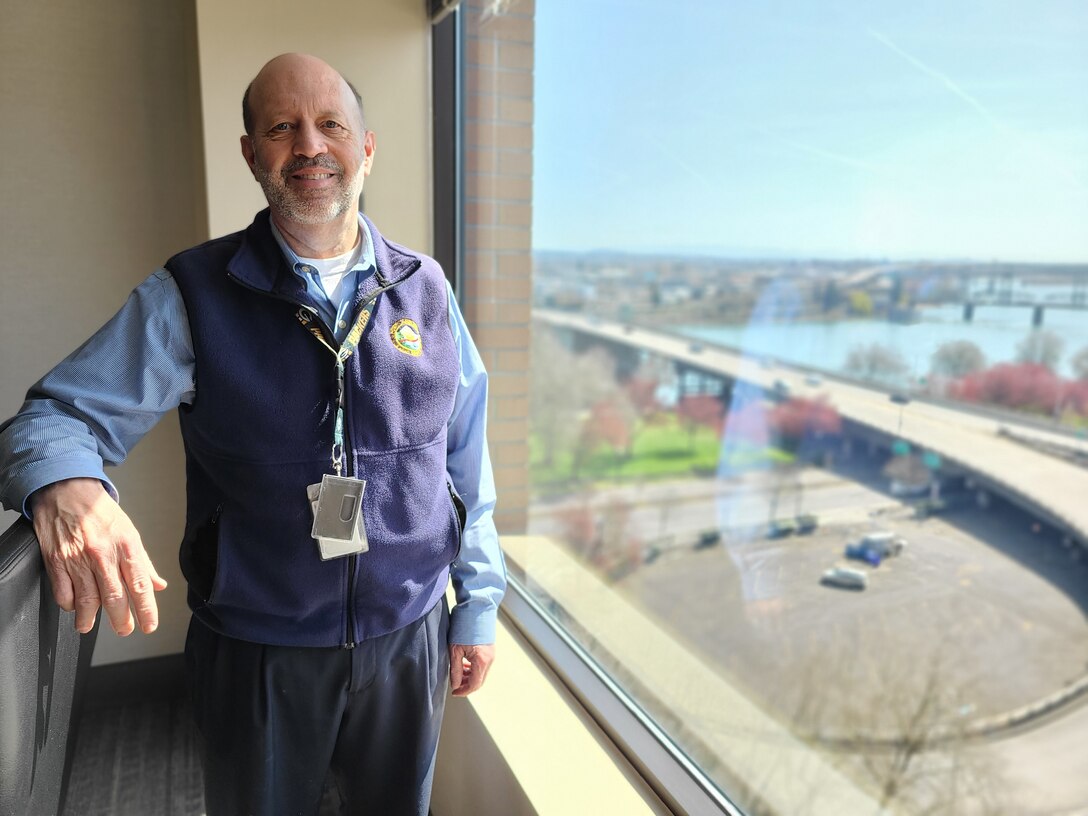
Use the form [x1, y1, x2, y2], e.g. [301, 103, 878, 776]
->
[448, 597, 500, 645]
[13, 458, 118, 519]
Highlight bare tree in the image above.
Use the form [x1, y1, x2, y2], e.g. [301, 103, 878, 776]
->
[930, 341, 986, 379]
[1015, 329, 1064, 371]
[883, 452, 931, 490]
[1071, 345, 1088, 381]
[844, 342, 910, 385]
[531, 328, 616, 468]
[780, 647, 1010, 816]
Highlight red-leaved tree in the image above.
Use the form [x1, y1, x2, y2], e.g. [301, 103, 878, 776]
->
[676, 394, 726, 442]
[950, 363, 1062, 414]
[767, 397, 843, 454]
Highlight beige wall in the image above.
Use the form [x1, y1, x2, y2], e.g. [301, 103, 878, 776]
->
[194, 0, 433, 250]
[0, 1, 206, 665]
[1, 0, 433, 665]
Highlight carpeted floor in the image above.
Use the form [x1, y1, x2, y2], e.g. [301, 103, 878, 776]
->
[62, 697, 343, 816]
[62, 698, 205, 816]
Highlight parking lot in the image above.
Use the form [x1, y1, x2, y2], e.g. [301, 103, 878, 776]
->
[612, 475, 1088, 728]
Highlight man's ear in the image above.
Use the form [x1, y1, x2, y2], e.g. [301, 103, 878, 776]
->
[362, 131, 376, 177]
[240, 135, 257, 177]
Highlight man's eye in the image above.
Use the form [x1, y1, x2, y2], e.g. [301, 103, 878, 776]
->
[271, 123, 291, 132]
[322, 121, 343, 129]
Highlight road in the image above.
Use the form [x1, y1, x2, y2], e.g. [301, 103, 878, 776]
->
[529, 468, 1088, 814]
[537, 309, 1088, 547]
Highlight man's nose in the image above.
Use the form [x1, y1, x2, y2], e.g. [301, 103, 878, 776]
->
[293, 122, 327, 157]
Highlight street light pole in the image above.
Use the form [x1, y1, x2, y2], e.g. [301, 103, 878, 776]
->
[890, 392, 911, 437]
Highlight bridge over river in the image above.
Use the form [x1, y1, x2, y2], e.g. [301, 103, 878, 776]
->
[537, 308, 1088, 552]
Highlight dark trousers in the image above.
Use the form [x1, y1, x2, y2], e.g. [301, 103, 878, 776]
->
[185, 600, 450, 816]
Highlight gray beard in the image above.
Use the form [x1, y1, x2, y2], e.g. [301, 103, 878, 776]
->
[254, 157, 363, 225]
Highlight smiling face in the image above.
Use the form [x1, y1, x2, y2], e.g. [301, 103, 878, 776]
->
[240, 54, 375, 228]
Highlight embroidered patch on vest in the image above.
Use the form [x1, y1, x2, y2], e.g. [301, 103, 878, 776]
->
[390, 318, 423, 357]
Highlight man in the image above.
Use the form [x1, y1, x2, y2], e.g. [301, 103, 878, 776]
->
[0, 53, 505, 815]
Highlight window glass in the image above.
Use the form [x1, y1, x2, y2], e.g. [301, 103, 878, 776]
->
[470, 2, 1088, 813]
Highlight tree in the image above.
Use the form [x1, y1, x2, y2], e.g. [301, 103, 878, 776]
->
[780, 648, 1009, 815]
[531, 328, 616, 468]
[1071, 345, 1088, 381]
[930, 340, 986, 379]
[579, 397, 637, 464]
[675, 394, 725, 442]
[844, 343, 909, 385]
[767, 397, 842, 456]
[1015, 329, 1064, 371]
[949, 362, 1062, 415]
[847, 290, 874, 316]
[883, 452, 931, 489]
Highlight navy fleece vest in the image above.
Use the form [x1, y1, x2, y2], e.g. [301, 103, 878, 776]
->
[167, 210, 462, 647]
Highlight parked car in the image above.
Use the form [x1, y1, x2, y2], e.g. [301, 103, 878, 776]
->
[859, 531, 906, 556]
[795, 514, 819, 534]
[766, 519, 796, 539]
[821, 566, 868, 590]
[695, 529, 722, 550]
[844, 542, 882, 566]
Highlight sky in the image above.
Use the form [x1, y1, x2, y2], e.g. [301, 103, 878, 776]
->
[531, 0, 1088, 262]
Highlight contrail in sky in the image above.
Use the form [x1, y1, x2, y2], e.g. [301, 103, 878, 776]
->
[752, 127, 888, 173]
[867, 27, 1005, 131]
[867, 27, 1086, 194]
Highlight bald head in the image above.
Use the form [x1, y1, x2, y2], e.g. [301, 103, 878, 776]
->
[239, 52, 376, 237]
[242, 53, 364, 136]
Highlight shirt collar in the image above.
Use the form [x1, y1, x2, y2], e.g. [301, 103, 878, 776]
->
[268, 213, 376, 276]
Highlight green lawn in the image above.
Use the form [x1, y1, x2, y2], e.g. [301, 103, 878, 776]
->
[530, 415, 791, 492]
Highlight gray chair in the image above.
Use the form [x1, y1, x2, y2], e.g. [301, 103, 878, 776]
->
[0, 517, 99, 816]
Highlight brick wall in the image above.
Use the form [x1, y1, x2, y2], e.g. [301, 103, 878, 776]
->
[463, 0, 534, 534]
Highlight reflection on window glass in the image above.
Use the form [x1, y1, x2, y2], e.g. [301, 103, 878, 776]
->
[476, 1, 1088, 813]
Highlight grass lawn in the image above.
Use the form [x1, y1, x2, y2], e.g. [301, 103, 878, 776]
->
[530, 415, 791, 492]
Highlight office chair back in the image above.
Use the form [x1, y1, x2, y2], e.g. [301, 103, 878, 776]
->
[0, 517, 98, 816]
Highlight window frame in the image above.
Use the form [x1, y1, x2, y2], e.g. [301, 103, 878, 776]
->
[501, 573, 747, 816]
[429, 5, 747, 813]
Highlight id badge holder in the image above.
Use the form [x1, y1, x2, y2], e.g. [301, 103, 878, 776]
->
[307, 474, 369, 560]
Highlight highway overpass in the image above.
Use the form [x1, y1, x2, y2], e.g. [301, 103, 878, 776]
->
[536, 308, 1088, 552]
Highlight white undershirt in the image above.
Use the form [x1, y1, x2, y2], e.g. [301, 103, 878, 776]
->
[298, 239, 363, 306]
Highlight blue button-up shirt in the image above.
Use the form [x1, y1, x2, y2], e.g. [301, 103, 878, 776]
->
[0, 214, 505, 645]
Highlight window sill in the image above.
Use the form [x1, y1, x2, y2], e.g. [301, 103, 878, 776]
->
[476, 535, 883, 816]
[432, 571, 669, 816]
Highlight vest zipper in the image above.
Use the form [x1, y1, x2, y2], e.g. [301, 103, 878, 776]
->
[225, 262, 422, 651]
[342, 373, 358, 650]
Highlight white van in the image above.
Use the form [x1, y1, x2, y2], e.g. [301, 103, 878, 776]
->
[860, 531, 907, 556]
[821, 566, 868, 590]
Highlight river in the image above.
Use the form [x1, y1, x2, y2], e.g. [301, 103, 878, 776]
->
[681, 304, 1088, 382]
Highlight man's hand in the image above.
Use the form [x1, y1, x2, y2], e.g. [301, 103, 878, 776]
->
[449, 643, 495, 697]
[30, 478, 167, 636]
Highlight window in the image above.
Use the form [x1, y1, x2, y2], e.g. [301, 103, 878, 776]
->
[462, 2, 1088, 813]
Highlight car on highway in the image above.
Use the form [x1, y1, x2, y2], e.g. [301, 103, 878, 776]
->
[821, 566, 868, 590]
[804, 373, 823, 387]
